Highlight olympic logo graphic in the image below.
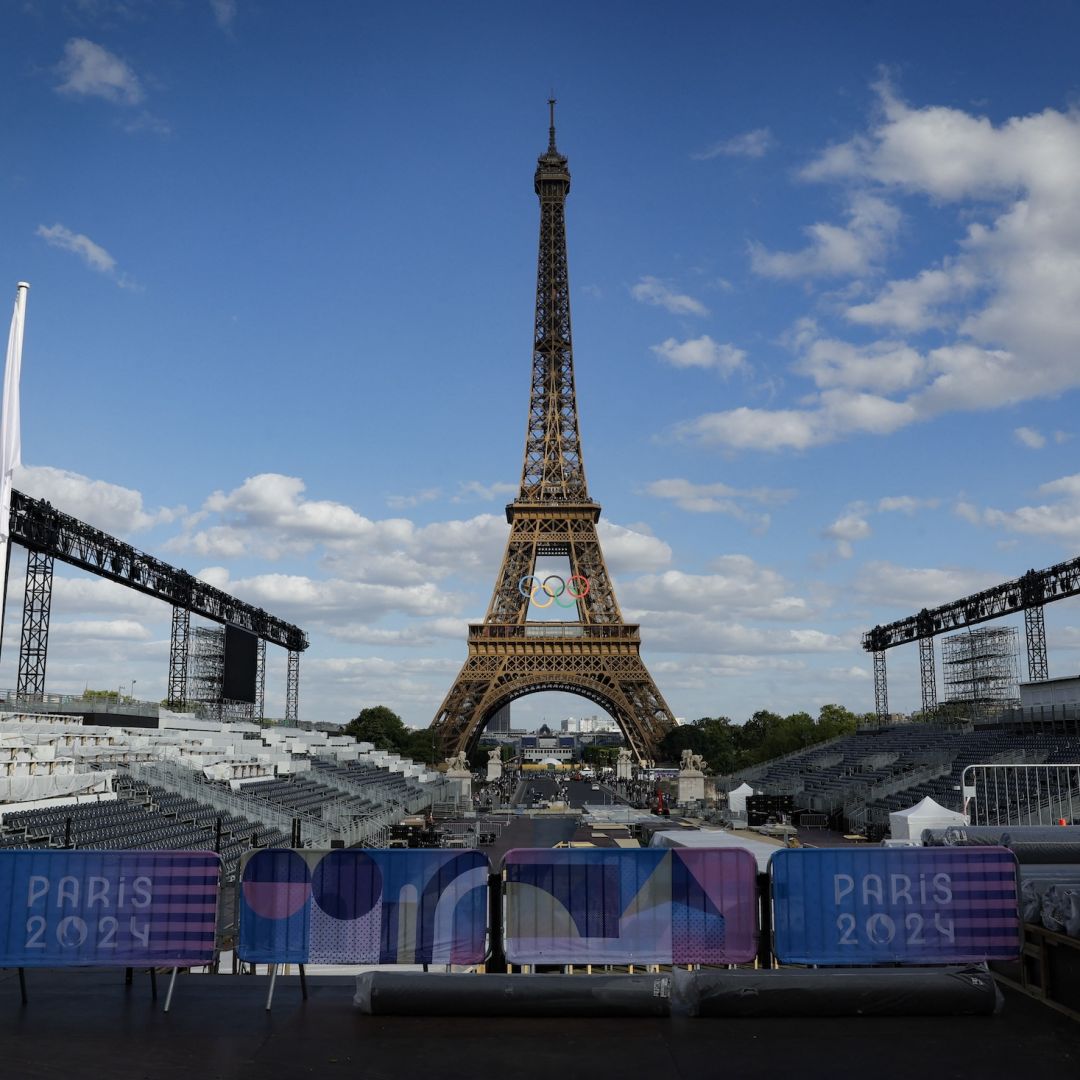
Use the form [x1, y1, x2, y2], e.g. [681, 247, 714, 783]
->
[519, 574, 591, 608]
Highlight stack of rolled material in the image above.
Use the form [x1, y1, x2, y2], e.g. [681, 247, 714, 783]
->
[922, 826, 1080, 938]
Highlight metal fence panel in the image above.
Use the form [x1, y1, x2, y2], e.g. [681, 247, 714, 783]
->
[0, 849, 220, 967]
[237, 848, 490, 966]
[502, 847, 759, 966]
[770, 847, 1021, 965]
[963, 763, 1080, 827]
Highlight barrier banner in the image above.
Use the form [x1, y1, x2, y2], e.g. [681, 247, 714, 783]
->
[502, 847, 759, 965]
[770, 846, 1021, 965]
[0, 850, 220, 967]
[237, 848, 490, 965]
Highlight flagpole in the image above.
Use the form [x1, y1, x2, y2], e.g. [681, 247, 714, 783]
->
[0, 282, 29, 667]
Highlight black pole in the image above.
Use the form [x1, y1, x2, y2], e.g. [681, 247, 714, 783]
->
[485, 870, 507, 973]
[64, 816, 72, 849]
[756, 871, 773, 969]
[214, 816, 222, 854]
[0, 535, 11, 666]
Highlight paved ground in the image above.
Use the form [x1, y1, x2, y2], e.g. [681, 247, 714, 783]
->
[1, 967, 1077, 1080]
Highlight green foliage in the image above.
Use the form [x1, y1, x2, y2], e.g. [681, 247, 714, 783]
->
[658, 704, 866, 773]
[343, 706, 409, 752]
[581, 745, 619, 768]
[342, 706, 445, 765]
[400, 728, 441, 765]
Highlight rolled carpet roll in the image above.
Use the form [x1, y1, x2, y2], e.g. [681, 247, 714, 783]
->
[354, 972, 672, 1017]
[680, 966, 1002, 1018]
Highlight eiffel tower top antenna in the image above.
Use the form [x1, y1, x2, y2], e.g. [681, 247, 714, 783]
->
[548, 95, 557, 151]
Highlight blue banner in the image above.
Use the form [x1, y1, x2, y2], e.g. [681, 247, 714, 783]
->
[237, 848, 490, 966]
[770, 846, 1021, 965]
[0, 850, 221, 968]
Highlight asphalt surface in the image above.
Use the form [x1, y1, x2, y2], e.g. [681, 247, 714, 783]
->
[2, 967, 1077, 1080]
[519, 775, 619, 810]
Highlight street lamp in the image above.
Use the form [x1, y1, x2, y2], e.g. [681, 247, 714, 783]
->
[131, 679, 137, 702]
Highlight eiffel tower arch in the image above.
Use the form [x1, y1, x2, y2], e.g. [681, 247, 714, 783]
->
[429, 104, 677, 765]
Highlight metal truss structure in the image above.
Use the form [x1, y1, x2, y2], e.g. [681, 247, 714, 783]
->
[941, 627, 1021, 719]
[429, 105, 678, 764]
[256, 637, 267, 720]
[6, 489, 308, 715]
[863, 557, 1080, 720]
[16, 550, 54, 701]
[168, 606, 191, 708]
[286, 650, 300, 726]
[190, 626, 225, 707]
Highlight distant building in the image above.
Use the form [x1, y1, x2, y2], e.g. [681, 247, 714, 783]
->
[561, 713, 620, 734]
[487, 703, 511, 734]
[1020, 676, 1080, 709]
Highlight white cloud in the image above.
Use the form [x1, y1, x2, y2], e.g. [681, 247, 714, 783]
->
[639, 611, 845, 657]
[692, 127, 773, 160]
[650, 335, 747, 375]
[36, 224, 116, 275]
[210, 0, 237, 31]
[959, 472, 1080, 546]
[630, 276, 709, 317]
[48, 575, 163, 618]
[824, 512, 871, 559]
[595, 522, 672, 573]
[644, 478, 792, 529]
[854, 561, 1000, 612]
[386, 488, 441, 509]
[694, 85, 1080, 452]
[672, 390, 916, 451]
[58, 619, 152, 641]
[205, 569, 466, 625]
[791, 325, 925, 395]
[749, 193, 899, 280]
[55, 38, 144, 106]
[877, 495, 939, 514]
[622, 559, 812, 621]
[35, 224, 140, 288]
[1014, 426, 1046, 449]
[846, 262, 978, 331]
[452, 480, 518, 502]
[15, 465, 180, 534]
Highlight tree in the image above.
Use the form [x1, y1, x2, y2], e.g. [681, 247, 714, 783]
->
[658, 716, 736, 773]
[816, 703, 861, 739]
[343, 706, 409, 752]
[400, 727, 441, 765]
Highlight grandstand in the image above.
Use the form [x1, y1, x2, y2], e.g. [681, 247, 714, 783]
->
[727, 719, 1080, 839]
[0, 709, 452, 871]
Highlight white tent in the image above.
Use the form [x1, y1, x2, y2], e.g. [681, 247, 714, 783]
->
[728, 782, 755, 816]
[889, 795, 967, 840]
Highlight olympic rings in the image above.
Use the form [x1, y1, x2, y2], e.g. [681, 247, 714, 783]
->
[518, 573, 591, 609]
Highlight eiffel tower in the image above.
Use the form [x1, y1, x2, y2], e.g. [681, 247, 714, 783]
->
[429, 103, 677, 764]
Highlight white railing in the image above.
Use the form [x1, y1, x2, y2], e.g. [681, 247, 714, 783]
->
[962, 762, 1080, 827]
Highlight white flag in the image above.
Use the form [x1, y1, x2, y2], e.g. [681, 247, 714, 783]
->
[1, 282, 28, 544]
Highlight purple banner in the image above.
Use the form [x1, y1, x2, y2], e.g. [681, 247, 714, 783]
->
[0, 850, 220, 968]
[503, 847, 759, 965]
[237, 848, 490, 966]
[770, 846, 1021, 965]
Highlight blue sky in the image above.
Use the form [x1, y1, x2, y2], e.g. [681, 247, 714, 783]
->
[3, 1, 1080, 730]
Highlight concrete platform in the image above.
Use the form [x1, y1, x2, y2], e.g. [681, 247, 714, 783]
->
[2, 967, 1078, 1080]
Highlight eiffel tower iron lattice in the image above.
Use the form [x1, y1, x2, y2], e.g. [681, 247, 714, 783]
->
[429, 104, 677, 764]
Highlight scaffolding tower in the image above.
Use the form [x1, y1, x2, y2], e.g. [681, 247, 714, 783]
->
[942, 626, 1020, 719]
[187, 625, 255, 722]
